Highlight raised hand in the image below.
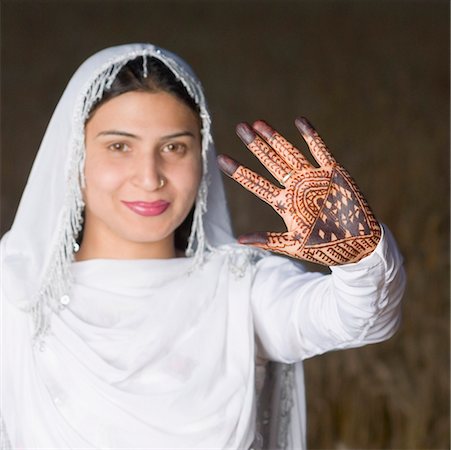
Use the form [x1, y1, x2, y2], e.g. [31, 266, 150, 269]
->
[217, 117, 381, 266]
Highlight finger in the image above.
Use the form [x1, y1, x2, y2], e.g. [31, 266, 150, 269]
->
[236, 123, 293, 186]
[252, 120, 311, 170]
[295, 117, 336, 167]
[217, 154, 281, 206]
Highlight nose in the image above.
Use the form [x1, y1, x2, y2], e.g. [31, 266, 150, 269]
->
[131, 153, 165, 191]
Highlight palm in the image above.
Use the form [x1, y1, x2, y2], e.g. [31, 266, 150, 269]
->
[217, 117, 381, 265]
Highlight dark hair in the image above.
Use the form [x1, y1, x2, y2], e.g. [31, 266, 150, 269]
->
[80, 56, 201, 253]
[89, 56, 200, 118]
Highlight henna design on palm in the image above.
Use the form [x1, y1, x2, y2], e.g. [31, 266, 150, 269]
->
[217, 117, 381, 266]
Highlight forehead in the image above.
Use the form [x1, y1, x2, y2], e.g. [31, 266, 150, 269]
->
[85, 91, 201, 135]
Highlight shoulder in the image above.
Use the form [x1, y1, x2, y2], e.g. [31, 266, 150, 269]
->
[209, 243, 315, 281]
[0, 230, 9, 252]
[207, 243, 268, 277]
[1, 231, 34, 320]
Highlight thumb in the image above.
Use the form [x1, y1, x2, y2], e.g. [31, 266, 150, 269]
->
[238, 232, 269, 246]
[239, 231, 295, 256]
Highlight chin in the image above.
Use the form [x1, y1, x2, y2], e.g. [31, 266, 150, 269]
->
[115, 220, 177, 244]
[120, 230, 173, 245]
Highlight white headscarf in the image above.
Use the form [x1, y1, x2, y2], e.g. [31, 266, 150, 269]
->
[1, 43, 235, 344]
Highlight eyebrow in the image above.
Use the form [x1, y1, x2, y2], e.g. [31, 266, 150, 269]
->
[96, 130, 139, 139]
[95, 130, 196, 140]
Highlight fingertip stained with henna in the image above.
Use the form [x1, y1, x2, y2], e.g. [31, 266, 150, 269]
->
[238, 232, 268, 245]
[236, 123, 256, 145]
[295, 117, 313, 135]
[217, 154, 240, 176]
[252, 120, 275, 140]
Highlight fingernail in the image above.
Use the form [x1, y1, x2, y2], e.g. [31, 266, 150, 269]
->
[217, 154, 240, 176]
[236, 123, 256, 145]
[238, 232, 268, 245]
[295, 116, 313, 133]
[252, 120, 275, 140]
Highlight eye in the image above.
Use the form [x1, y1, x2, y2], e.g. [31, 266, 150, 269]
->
[161, 142, 187, 155]
[108, 142, 130, 152]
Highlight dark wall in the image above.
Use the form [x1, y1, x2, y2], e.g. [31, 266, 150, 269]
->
[1, 1, 449, 448]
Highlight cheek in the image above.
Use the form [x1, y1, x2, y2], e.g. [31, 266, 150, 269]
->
[84, 158, 126, 198]
[181, 160, 202, 199]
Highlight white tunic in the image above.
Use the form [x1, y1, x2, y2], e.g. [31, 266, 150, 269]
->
[1, 227, 405, 449]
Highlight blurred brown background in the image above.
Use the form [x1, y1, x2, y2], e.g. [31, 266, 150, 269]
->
[1, 0, 449, 448]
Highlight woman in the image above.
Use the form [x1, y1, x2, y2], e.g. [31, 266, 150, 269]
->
[1, 43, 405, 449]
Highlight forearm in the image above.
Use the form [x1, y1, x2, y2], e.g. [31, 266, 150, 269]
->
[296, 224, 405, 359]
[252, 225, 405, 363]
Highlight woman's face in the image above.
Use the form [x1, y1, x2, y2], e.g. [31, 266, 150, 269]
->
[81, 90, 202, 259]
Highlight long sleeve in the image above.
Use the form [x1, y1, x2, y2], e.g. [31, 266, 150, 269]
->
[251, 225, 406, 363]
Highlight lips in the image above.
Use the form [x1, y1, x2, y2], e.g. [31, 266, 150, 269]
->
[121, 200, 170, 217]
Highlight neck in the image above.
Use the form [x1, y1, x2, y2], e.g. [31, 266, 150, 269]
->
[75, 227, 177, 261]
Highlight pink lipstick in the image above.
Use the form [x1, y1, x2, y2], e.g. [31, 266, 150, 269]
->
[122, 200, 170, 217]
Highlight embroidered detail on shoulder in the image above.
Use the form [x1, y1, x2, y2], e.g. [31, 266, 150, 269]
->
[211, 244, 268, 278]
